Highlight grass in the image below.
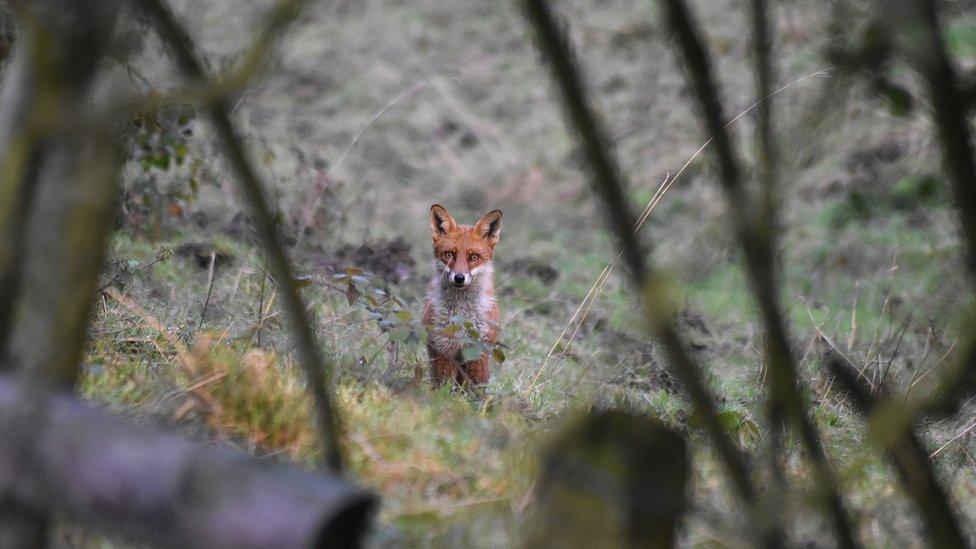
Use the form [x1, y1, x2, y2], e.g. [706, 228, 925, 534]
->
[67, 0, 976, 545]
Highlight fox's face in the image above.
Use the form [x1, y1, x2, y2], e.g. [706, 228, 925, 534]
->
[429, 204, 502, 288]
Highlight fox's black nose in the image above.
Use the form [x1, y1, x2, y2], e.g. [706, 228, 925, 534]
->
[452, 273, 466, 285]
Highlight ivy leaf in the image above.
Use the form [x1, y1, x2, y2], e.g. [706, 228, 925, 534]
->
[492, 348, 506, 363]
[716, 410, 747, 433]
[461, 346, 482, 362]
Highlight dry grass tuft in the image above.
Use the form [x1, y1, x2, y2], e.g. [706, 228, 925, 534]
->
[179, 336, 318, 457]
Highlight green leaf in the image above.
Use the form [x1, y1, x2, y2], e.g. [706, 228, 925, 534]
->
[174, 142, 188, 163]
[461, 346, 482, 363]
[716, 410, 745, 432]
[149, 153, 170, 170]
[877, 79, 913, 117]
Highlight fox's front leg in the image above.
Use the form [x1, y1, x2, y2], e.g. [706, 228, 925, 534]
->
[460, 353, 490, 386]
[428, 345, 459, 386]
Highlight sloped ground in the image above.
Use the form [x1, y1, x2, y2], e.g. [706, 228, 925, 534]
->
[75, 0, 976, 545]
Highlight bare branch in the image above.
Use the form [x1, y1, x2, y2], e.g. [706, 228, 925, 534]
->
[0, 1, 122, 384]
[823, 351, 966, 548]
[885, 0, 976, 278]
[750, 0, 777, 236]
[0, 374, 374, 547]
[0, 2, 122, 541]
[879, 0, 976, 428]
[518, 1, 775, 542]
[133, 0, 346, 473]
[658, 0, 858, 544]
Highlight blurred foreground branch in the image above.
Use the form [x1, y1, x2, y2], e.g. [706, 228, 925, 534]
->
[527, 411, 689, 548]
[657, 0, 857, 545]
[0, 2, 125, 540]
[885, 0, 976, 279]
[519, 0, 777, 544]
[133, 0, 346, 473]
[823, 350, 965, 547]
[0, 1, 119, 383]
[879, 0, 976, 428]
[0, 2, 375, 544]
[0, 374, 374, 547]
[123, 0, 310, 116]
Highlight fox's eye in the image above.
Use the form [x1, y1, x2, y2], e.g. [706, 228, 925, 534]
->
[444, 251, 454, 260]
[469, 253, 480, 262]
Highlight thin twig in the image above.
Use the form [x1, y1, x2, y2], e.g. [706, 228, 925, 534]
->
[199, 250, 217, 330]
[930, 418, 976, 460]
[879, 314, 912, 389]
[907, 340, 957, 398]
[332, 81, 429, 175]
[256, 262, 267, 347]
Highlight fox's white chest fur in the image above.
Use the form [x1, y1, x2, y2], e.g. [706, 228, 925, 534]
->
[426, 261, 496, 356]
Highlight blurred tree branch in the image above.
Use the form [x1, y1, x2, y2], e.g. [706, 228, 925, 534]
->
[527, 411, 689, 548]
[0, 373, 374, 547]
[884, 0, 976, 279]
[121, 0, 309, 116]
[876, 1, 976, 429]
[657, 0, 858, 545]
[0, 1, 377, 545]
[0, 2, 118, 374]
[132, 0, 346, 474]
[748, 0, 789, 501]
[519, 1, 781, 544]
[823, 350, 965, 547]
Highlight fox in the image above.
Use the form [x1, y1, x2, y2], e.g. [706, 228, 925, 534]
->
[422, 204, 502, 388]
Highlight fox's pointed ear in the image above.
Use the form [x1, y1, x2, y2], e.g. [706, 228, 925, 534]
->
[474, 209, 502, 246]
[429, 204, 457, 239]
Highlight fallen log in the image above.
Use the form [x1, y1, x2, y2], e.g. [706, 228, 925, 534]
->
[0, 376, 375, 548]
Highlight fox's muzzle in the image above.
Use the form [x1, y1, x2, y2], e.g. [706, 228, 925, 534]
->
[449, 271, 471, 288]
